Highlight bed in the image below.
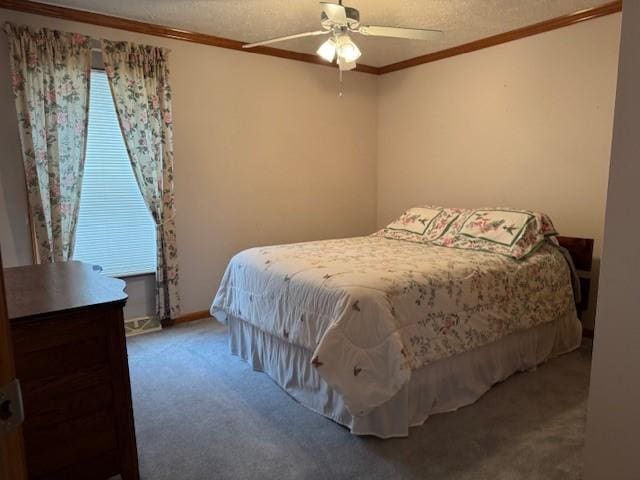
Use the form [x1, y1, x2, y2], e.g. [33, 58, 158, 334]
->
[211, 207, 591, 438]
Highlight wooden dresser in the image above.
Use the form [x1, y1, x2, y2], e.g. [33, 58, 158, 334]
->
[4, 261, 139, 479]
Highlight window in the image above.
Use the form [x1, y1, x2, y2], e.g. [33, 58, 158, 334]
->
[73, 70, 157, 277]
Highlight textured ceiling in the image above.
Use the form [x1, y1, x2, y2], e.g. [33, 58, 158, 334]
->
[41, 0, 611, 66]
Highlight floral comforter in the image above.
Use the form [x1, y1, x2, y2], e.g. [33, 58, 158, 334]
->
[211, 236, 576, 416]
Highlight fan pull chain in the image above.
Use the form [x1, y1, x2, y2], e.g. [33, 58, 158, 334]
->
[339, 68, 344, 97]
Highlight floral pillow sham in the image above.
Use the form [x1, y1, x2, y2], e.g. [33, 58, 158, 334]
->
[434, 208, 558, 259]
[386, 207, 441, 235]
[458, 209, 533, 246]
[375, 206, 461, 243]
[376, 206, 558, 260]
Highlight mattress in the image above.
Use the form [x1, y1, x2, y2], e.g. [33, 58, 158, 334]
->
[211, 236, 578, 416]
[227, 310, 581, 438]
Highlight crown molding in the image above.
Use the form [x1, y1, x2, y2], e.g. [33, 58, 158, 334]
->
[0, 0, 380, 74]
[0, 0, 622, 76]
[379, 1, 622, 74]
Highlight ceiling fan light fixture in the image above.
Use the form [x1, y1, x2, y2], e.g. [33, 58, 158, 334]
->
[336, 33, 361, 63]
[316, 37, 337, 62]
[337, 56, 357, 72]
[243, 1, 444, 89]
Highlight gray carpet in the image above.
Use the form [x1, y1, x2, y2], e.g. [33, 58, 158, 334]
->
[126, 319, 592, 480]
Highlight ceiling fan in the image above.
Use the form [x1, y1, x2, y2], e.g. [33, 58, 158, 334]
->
[242, 1, 443, 72]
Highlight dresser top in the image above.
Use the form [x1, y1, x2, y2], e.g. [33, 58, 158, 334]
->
[4, 261, 128, 321]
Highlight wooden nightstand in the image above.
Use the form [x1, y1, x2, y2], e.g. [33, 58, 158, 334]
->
[4, 261, 139, 479]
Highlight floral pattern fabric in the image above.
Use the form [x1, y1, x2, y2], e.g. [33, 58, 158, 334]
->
[386, 207, 441, 235]
[458, 209, 532, 245]
[5, 23, 92, 262]
[433, 208, 558, 259]
[212, 236, 576, 416]
[376, 206, 558, 260]
[101, 40, 180, 322]
[374, 206, 461, 243]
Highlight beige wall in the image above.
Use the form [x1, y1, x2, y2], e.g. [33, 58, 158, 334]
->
[0, 9, 379, 317]
[585, 2, 640, 477]
[377, 13, 621, 327]
[0, 9, 621, 323]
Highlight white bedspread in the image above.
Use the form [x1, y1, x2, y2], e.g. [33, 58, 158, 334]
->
[211, 236, 576, 416]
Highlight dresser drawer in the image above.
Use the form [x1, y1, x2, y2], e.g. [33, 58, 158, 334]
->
[11, 309, 108, 354]
[23, 381, 114, 428]
[35, 450, 121, 480]
[15, 336, 109, 381]
[24, 411, 119, 478]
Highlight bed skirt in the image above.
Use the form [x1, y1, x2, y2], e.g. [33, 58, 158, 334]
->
[226, 312, 582, 438]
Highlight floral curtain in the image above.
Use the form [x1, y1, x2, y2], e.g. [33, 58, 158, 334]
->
[101, 40, 180, 323]
[4, 23, 92, 263]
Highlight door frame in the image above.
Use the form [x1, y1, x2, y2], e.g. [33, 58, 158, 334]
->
[0, 248, 27, 480]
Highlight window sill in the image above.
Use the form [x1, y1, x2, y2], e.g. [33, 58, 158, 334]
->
[114, 271, 156, 280]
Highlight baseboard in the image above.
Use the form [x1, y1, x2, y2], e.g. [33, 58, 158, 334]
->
[173, 309, 212, 325]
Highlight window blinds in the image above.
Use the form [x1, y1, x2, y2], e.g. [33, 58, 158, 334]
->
[73, 70, 157, 277]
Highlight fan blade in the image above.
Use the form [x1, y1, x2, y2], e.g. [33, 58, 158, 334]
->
[357, 25, 443, 41]
[243, 30, 329, 49]
[321, 2, 348, 24]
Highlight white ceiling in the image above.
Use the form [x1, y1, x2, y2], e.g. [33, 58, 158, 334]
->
[42, 0, 611, 67]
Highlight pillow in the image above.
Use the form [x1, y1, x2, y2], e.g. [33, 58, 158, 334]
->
[458, 209, 533, 246]
[386, 207, 441, 234]
[374, 206, 462, 243]
[433, 208, 558, 259]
